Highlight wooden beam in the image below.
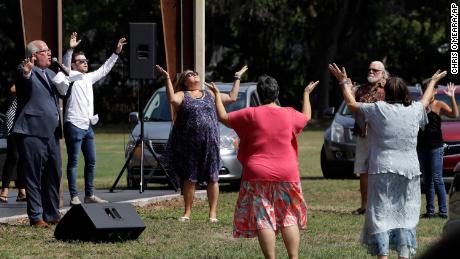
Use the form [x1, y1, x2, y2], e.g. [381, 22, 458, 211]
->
[160, 0, 178, 81]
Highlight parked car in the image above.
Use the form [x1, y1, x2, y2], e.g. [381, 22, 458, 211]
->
[436, 86, 460, 181]
[320, 85, 460, 179]
[125, 82, 262, 189]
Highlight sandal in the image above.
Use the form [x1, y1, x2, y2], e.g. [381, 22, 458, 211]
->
[178, 216, 190, 222]
[352, 207, 366, 215]
[16, 195, 27, 202]
[209, 218, 219, 223]
[0, 196, 8, 203]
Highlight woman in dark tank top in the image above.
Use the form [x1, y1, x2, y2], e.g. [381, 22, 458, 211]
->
[417, 82, 458, 218]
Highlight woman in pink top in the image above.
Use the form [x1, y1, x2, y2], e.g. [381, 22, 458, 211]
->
[208, 75, 318, 259]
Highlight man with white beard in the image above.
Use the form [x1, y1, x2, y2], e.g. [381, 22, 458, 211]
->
[351, 61, 388, 215]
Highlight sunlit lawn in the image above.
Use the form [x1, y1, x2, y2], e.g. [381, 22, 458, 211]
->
[0, 124, 447, 258]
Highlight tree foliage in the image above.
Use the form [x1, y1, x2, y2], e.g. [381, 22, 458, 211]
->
[0, 0, 453, 120]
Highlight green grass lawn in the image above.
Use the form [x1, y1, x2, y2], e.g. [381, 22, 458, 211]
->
[0, 126, 447, 258]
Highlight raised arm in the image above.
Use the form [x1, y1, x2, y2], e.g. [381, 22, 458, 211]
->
[302, 81, 319, 119]
[421, 70, 447, 108]
[207, 82, 232, 128]
[63, 32, 82, 69]
[89, 38, 126, 84]
[220, 65, 248, 105]
[440, 82, 459, 118]
[328, 63, 360, 113]
[155, 65, 184, 110]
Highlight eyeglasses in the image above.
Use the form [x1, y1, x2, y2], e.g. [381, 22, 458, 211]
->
[368, 68, 382, 73]
[75, 59, 89, 64]
[35, 49, 51, 55]
[184, 71, 198, 78]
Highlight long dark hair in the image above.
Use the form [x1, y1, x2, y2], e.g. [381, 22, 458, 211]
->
[174, 70, 194, 92]
[384, 77, 412, 106]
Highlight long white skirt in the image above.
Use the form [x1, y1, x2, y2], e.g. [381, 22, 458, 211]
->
[361, 173, 420, 257]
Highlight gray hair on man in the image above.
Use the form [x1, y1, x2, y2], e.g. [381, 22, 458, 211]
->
[371, 61, 390, 79]
[25, 40, 41, 58]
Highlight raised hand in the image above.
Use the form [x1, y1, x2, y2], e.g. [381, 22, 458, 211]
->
[206, 82, 220, 94]
[235, 65, 248, 77]
[328, 63, 348, 81]
[22, 57, 35, 75]
[444, 82, 457, 97]
[155, 65, 170, 79]
[115, 38, 127, 54]
[70, 32, 81, 49]
[431, 69, 447, 82]
[304, 80, 319, 94]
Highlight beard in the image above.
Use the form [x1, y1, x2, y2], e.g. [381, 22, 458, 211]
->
[367, 76, 380, 84]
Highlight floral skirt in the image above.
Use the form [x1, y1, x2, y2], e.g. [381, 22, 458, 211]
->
[233, 181, 308, 238]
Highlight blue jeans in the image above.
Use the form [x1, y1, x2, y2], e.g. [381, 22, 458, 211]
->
[417, 147, 447, 215]
[64, 122, 96, 198]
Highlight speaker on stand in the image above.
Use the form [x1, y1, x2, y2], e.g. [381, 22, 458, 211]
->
[110, 23, 178, 193]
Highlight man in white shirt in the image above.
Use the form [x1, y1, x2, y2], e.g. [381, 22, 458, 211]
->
[53, 32, 126, 205]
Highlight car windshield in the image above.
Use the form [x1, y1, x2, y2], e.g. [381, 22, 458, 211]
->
[340, 87, 422, 116]
[143, 91, 246, 121]
[436, 92, 460, 121]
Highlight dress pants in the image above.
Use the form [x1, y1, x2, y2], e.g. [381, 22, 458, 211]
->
[17, 134, 61, 224]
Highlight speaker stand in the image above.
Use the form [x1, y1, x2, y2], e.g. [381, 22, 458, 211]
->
[110, 80, 178, 193]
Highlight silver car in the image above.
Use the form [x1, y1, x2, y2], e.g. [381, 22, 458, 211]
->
[125, 82, 261, 189]
[321, 85, 422, 179]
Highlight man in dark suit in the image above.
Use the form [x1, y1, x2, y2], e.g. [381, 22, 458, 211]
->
[13, 40, 63, 228]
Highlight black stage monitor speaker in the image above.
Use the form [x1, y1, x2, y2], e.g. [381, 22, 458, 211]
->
[129, 22, 157, 79]
[55, 203, 146, 242]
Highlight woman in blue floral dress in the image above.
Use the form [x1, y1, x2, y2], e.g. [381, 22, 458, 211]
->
[156, 64, 247, 222]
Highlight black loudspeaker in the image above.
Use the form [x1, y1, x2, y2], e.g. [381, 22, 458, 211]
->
[54, 203, 146, 242]
[129, 22, 157, 79]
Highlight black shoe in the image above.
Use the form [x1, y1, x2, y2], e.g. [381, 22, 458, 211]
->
[352, 208, 366, 215]
[421, 213, 436, 218]
[437, 213, 448, 219]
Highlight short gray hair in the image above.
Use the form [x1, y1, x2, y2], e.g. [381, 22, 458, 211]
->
[25, 41, 40, 58]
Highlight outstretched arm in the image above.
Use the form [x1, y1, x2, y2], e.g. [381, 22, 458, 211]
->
[89, 38, 127, 84]
[328, 63, 360, 113]
[302, 81, 319, 119]
[155, 65, 184, 110]
[421, 70, 447, 108]
[63, 32, 81, 69]
[220, 65, 248, 105]
[207, 82, 232, 128]
[440, 82, 459, 118]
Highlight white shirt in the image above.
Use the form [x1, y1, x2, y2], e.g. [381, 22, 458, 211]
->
[359, 101, 428, 179]
[53, 51, 118, 130]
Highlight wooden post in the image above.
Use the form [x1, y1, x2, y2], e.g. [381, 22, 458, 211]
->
[194, 0, 205, 84]
[160, 0, 179, 81]
[20, 0, 64, 208]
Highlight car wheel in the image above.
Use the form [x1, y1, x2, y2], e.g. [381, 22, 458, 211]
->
[321, 145, 342, 179]
[321, 145, 356, 179]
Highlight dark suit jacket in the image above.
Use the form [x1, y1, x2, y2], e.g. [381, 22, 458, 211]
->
[13, 65, 62, 139]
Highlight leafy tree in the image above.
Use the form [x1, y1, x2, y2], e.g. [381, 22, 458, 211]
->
[0, 0, 452, 121]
